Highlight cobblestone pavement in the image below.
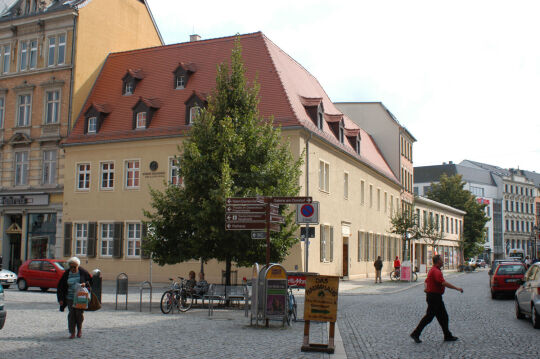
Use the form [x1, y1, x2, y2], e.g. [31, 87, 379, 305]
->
[337, 269, 540, 359]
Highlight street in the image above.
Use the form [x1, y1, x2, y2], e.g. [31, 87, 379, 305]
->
[0, 270, 539, 358]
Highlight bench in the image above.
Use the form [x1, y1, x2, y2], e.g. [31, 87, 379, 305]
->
[206, 284, 226, 316]
[206, 284, 249, 316]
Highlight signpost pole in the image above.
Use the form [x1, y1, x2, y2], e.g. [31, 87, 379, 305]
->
[266, 201, 270, 267]
[305, 224, 310, 272]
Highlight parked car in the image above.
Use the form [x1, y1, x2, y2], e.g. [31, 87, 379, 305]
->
[515, 262, 540, 329]
[0, 284, 6, 329]
[17, 259, 68, 292]
[476, 259, 486, 268]
[0, 269, 17, 289]
[490, 262, 527, 299]
[489, 259, 520, 277]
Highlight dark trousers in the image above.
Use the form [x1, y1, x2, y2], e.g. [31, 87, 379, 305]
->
[412, 292, 452, 338]
[67, 299, 84, 334]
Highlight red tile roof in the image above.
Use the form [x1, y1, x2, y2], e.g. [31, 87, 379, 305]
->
[64, 32, 398, 184]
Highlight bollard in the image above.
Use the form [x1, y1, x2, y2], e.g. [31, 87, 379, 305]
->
[139, 281, 152, 312]
[115, 273, 128, 310]
[91, 269, 102, 302]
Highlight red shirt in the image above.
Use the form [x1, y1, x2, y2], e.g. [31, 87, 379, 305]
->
[394, 260, 401, 268]
[425, 265, 445, 294]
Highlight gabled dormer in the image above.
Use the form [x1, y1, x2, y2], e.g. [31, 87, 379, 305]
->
[300, 96, 324, 130]
[84, 103, 111, 134]
[184, 91, 206, 125]
[345, 128, 361, 155]
[173, 62, 197, 89]
[122, 69, 145, 95]
[132, 97, 160, 130]
[325, 114, 344, 143]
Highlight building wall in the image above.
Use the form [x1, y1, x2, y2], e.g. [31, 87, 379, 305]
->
[72, 0, 162, 122]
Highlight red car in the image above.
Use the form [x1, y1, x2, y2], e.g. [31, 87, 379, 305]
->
[17, 259, 68, 292]
[490, 262, 527, 299]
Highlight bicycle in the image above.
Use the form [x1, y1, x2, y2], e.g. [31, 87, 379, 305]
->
[389, 269, 418, 282]
[160, 277, 193, 314]
[286, 286, 297, 325]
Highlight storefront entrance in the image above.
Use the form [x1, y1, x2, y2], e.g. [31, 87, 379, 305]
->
[5, 214, 23, 273]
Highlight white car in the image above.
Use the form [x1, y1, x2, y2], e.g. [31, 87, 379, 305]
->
[0, 269, 17, 289]
[0, 284, 5, 329]
[515, 262, 540, 329]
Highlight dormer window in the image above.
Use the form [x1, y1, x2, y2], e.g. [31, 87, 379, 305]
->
[189, 106, 200, 124]
[317, 108, 324, 130]
[345, 128, 361, 155]
[185, 91, 206, 125]
[124, 82, 133, 95]
[136, 112, 146, 129]
[87, 117, 97, 133]
[338, 119, 345, 144]
[355, 135, 361, 154]
[300, 96, 324, 130]
[122, 69, 144, 96]
[132, 98, 160, 130]
[173, 62, 197, 90]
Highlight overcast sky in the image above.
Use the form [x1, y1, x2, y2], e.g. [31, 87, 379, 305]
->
[147, 0, 540, 173]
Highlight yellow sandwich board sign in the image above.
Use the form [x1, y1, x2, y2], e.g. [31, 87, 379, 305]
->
[304, 275, 339, 322]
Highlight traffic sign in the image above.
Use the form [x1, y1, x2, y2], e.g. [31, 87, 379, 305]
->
[271, 196, 312, 204]
[296, 202, 319, 224]
[225, 213, 266, 222]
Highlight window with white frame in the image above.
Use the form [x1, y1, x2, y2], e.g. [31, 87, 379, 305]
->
[124, 81, 133, 95]
[390, 195, 394, 213]
[125, 160, 140, 188]
[1, 44, 10, 74]
[361, 180, 365, 205]
[17, 94, 31, 126]
[87, 117, 97, 133]
[189, 106, 200, 124]
[320, 224, 333, 262]
[0, 96, 4, 128]
[45, 90, 60, 124]
[14, 151, 29, 186]
[100, 162, 114, 189]
[343, 172, 349, 199]
[319, 160, 329, 192]
[101, 223, 114, 256]
[42, 150, 57, 185]
[19, 41, 27, 71]
[377, 188, 381, 211]
[75, 223, 88, 256]
[384, 192, 388, 213]
[176, 75, 185, 89]
[369, 185, 373, 208]
[169, 158, 182, 186]
[47, 34, 66, 67]
[126, 223, 141, 257]
[77, 163, 90, 190]
[136, 112, 146, 129]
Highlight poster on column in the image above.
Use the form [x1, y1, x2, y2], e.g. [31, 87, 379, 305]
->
[401, 261, 411, 281]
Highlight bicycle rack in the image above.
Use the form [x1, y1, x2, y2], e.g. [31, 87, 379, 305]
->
[115, 273, 128, 310]
[139, 281, 152, 312]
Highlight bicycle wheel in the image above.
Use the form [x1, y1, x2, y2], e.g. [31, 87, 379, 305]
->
[412, 272, 418, 282]
[178, 291, 193, 312]
[290, 294, 297, 322]
[390, 271, 399, 281]
[160, 291, 174, 314]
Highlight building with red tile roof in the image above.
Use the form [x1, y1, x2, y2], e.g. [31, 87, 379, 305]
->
[62, 32, 404, 282]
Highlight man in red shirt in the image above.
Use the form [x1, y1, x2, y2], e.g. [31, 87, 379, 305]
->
[393, 256, 401, 273]
[410, 254, 463, 343]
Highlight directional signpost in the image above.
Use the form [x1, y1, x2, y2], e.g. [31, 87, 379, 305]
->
[225, 196, 312, 265]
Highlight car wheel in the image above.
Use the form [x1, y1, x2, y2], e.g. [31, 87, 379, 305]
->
[17, 278, 28, 291]
[2, 285, 9, 289]
[533, 305, 540, 329]
[515, 298, 525, 319]
[491, 290, 496, 299]
[40, 287, 48, 292]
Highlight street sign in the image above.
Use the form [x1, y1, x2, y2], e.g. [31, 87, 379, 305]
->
[269, 223, 280, 232]
[271, 196, 312, 204]
[300, 227, 315, 239]
[225, 204, 279, 215]
[270, 214, 284, 224]
[226, 197, 266, 205]
[226, 222, 267, 231]
[225, 213, 266, 222]
[296, 202, 319, 224]
[251, 231, 266, 239]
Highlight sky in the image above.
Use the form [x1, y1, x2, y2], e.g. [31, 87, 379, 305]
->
[146, 0, 540, 173]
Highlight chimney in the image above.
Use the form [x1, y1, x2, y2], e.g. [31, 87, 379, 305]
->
[190, 34, 201, 42]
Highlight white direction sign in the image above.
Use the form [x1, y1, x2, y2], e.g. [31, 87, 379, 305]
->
[296, 201, 319, 224]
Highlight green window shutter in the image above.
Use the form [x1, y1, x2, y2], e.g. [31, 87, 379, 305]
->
[113, 222, 124, 258]
[87, 222, 97, 258]
[141, 223, 150, 259]
[320, 224, 324, 262]
[63, 222, 72, 257]
[330, 226, 334, 262]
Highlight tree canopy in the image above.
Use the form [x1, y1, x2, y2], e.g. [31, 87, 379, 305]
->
[143, 39, 303, 281]
[425, 173, 490, 258]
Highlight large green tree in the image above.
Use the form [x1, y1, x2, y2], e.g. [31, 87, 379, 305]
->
[425, 173, 489, 259]
[143, 39, 303, 284]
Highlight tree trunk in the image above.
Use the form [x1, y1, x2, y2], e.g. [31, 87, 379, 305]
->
[225, 258, 231, 286]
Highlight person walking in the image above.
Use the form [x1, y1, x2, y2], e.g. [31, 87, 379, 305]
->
[393, 256, 401, 276]
[374, 256, 383, 283]
[410, 254, 463, 343]
[57, 257, 93, 339]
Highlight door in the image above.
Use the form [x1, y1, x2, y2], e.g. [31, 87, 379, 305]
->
[343, 241, 349, 277]
[9, 234, 22, 273]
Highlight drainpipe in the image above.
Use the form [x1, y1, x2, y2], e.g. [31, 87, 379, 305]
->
[304, 131, 312, 272]
[67, 14, 78, 133]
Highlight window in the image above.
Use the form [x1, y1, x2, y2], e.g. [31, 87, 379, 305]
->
[1, 44, 10, 73]
[77, 163, 90, 190]
[47, 34, 66, 67]
[101, 223, 114, 256]
[390, 195, 394, 213]
[0, 96, 4, 128]
[338, 120, 344, 144]
[355, 136, 360, 154]
[17, 94, 31, 126]
[384, 192, 388, 213]
[361, 181, 365, 205]
[319, 224, 333, 262]
[169, 158, 182, 186]
[14, 151, 29, 186]
[87, 117, 97, 133]
[127, 223, 141, 257]
[29, 40, 37, 69]
[188, 106, 200, 124]
[45, 90, 60, 124]
[75, 223, 88, 256]
[318, 160, 329, 192]
[136, 112, 146, 129]
[42, 150, 57, 185]
[343, 172, 349, 199]
[101, 162, 114, 189]
[176, 75, 185, 89]
[377, 188, 381, 211]
[19, 41, 27, 71]
[317, 109, 324, 130]
[358, 231, 363, 262]
[124, 81, 133, 95]
[369, 185, 373, 208]
[125, 160, 140, 189]
[57, 34, 66, 65]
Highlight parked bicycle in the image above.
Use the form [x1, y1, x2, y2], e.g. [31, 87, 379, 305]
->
[286, 286, 297, 325]
[160, 277, 193, 314]
[389, 268, 418, 282]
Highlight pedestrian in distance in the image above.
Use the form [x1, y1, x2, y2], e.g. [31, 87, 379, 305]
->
[374, 256, 383, 283]
[410, 254, 463, 343]
[57, 257, 93, 339]
[394, 256, 401, 276]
